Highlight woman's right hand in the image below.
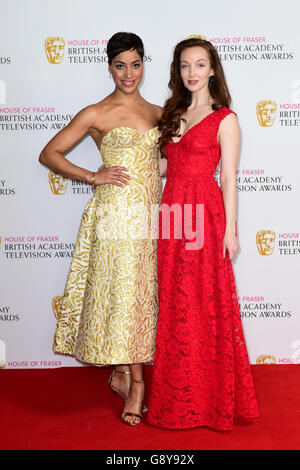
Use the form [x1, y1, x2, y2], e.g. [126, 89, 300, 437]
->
[93, 166, 130, 188]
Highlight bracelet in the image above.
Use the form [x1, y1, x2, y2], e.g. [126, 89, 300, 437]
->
[89, 172, 96, 186]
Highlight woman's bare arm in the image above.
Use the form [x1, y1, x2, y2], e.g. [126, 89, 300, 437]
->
[39, 105, 130, 187]
[159, 157, 167, 177]
[219, 113, 240, 259]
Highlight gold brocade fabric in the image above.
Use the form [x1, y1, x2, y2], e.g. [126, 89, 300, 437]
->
[53, 127, 162, 365]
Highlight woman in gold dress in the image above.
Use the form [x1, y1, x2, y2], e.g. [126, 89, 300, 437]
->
[39, 32, 164, 425]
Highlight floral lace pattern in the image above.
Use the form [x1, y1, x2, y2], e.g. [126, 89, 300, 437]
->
[147, 108, 259, 431]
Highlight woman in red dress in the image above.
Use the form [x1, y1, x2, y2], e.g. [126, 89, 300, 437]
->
[147, 38, 259, 431]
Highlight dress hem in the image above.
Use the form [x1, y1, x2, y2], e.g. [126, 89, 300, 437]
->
[52, 347, 154, 367]
[147, 414, 260, 432]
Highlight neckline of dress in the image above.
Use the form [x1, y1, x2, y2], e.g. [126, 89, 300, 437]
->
[100, 126, 159, 149]
[170, 109, 218, 145]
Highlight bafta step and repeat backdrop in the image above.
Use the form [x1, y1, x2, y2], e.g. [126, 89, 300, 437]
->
[1, 0, 300, 369]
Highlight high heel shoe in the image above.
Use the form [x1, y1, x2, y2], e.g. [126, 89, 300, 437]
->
[109, 369, 148, 414]
[108, 369, 131, 402]
[121, 379, 145, 426]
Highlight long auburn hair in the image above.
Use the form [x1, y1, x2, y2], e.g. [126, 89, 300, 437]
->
[159, 38, 232, 156]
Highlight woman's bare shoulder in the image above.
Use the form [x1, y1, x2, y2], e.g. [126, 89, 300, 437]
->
[86, 96, 115, 114]
[146, 102, 163, 120]
[74, 97, 116, 128]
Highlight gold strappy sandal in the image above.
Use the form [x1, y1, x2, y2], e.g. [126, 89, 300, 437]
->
[108, 369, 131, 402]
[121, 379, 145, 426]
[109, 370, 148, 414]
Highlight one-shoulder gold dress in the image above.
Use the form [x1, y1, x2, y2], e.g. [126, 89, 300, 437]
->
[53, 127, 162, 365]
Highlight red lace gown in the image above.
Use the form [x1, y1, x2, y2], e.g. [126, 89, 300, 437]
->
[147, 107, 259, 431]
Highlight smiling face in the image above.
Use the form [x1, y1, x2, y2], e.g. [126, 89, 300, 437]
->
[109, 49, 144, 94]
[180, 46, 214, 94]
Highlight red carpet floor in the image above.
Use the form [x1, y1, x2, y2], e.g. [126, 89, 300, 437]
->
[0, 365, 299, 450]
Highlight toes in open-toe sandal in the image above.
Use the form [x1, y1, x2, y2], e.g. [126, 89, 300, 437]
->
[121, 411, 143, 426]
[121, 379, 144, 426]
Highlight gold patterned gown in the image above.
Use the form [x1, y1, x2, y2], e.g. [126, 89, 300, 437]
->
[53, 126, 162, 365]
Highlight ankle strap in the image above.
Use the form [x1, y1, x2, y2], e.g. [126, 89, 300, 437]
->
[133, 379, 144, 383]
[115, 370, 131, 375]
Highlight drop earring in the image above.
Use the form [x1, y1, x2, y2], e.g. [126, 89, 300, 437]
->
[208, 75, 215, 89]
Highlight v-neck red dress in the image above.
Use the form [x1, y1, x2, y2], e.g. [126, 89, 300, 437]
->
[147, 107, 259, 431]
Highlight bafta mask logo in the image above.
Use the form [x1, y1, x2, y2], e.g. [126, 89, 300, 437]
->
[256, 355, 276, 365]
[48, 171, 68, 195]
[256, 100, 277, 127]
[52, 296, 63, 320]
[45, 37, 65, 64]
[256, 230, 276, 256]
[0, 236, 2, 250]
[187, 34, 207, 40]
